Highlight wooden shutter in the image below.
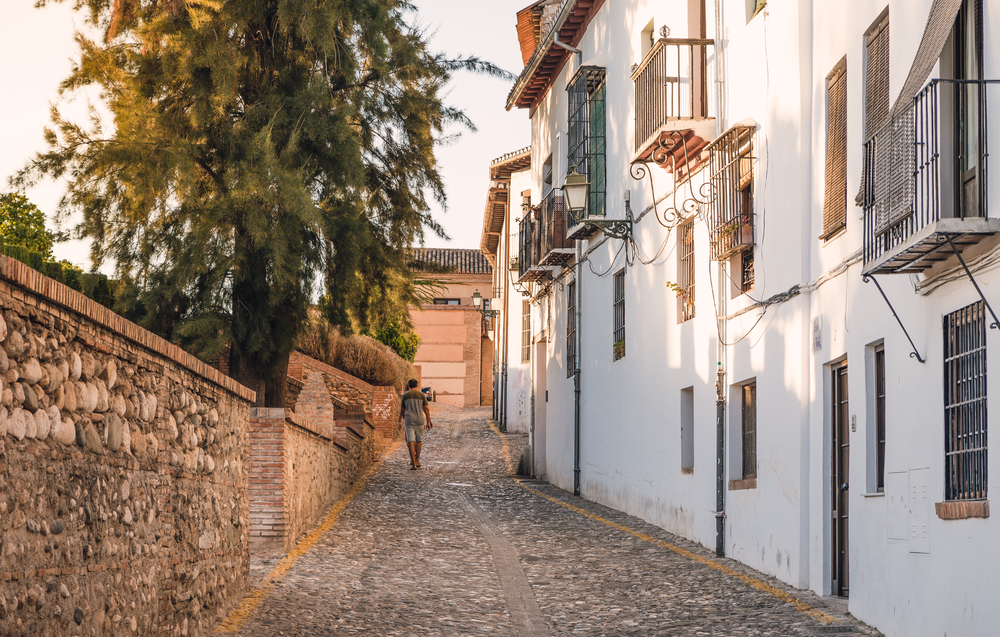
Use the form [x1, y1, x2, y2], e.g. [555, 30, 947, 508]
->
[865, 15, 890, 139]
[822, 62, 848, 239]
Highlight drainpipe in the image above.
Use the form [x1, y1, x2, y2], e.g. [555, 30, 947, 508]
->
[553, 36, 582, 67]
[573, 239, 582, 496]
[713, 0, 727, 559]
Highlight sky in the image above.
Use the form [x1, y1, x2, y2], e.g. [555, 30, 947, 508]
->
[0, 0, 531, 269]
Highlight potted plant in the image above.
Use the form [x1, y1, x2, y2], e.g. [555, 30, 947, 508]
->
[613, 339, 626, 360]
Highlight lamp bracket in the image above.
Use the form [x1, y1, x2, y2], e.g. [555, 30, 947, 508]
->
[568, 211, 633, 241]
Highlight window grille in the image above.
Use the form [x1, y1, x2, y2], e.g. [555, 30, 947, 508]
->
[875, 345, 886, 492]
[740, 248, 755, 293]
[613, 269, 625, 361]
[742, 383, 757, 480]
[944, 301, 987, 501]
[822, 61, 848, 239]
[706, 125, 755, 260]
[521, 300, 531, 363]
[567, 282, 577, 378]
[568, 66, 607, 218]
[678, 221, 695, 322]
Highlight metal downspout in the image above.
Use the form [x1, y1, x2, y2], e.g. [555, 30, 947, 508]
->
[574, 242, 582, 496]
[713, 0, 727, 559]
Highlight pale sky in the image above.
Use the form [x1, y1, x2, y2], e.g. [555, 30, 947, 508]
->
[0, 0, 530, 269]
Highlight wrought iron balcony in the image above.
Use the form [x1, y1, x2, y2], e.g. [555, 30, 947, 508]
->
[863, 79, 1000, 276]
[631, 37, 716, 171]
[539, 191, 575, 266]
[517, 210, 549, 283]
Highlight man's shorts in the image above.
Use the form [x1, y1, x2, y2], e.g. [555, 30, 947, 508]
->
[404, 422, 424, 443]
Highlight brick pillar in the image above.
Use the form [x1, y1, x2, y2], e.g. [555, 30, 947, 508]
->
[249, 408, 289, 550]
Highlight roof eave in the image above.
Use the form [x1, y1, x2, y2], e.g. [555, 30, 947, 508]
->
[505, 0, 579, 111]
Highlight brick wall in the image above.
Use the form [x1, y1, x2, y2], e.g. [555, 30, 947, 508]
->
[0, 255, 254, 637]
[248, 408, 375, 552]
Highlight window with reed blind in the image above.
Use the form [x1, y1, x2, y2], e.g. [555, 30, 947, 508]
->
[857, 13, 889, 207]
[822, 60, 847, 240]
[521, 300, 531, 363]
[677, 221, 695, 323]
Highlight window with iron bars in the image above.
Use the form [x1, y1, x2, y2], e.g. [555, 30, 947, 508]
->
[944, 301, 987, 501]
[740, 248, 755, 294]
[677, 221, 695, 322]
[706, 125, 755, 260]
[742, 382, 757, 480]
[568, 66, 607, 218]
[875, 344, 886, 492]
[566, 282, 577, 378]
[521, 300, 531, 364]
[613, 269, 625, 361]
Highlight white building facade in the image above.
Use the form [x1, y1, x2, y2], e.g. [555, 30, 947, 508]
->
[491, 1, 1000, 635]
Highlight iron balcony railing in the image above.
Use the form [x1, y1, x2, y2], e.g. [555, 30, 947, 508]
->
[863, 79, 999, 268]
[631, 38, 715, 156]
[706, 125, 755, 260]
[539, 190, 573, 262]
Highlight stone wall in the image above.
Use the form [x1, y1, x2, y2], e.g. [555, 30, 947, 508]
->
[248, 408, 375, 552]
[0, 255, 255, 637]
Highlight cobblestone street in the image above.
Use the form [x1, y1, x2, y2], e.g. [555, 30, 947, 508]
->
[219, 405, 880, 637]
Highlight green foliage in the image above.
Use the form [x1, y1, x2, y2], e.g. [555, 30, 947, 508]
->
[0, 193, 54, 260]
[20, 0, 511, 406]
[369, 320, 421, 363]
[0, 238, 113, 308]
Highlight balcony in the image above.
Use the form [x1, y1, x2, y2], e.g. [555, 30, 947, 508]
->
[863, 79, 1000, 276]
[538, 191, 575, 266]
[631, 38, 716, 172]
[517, 211, 550, 283]
[705, 125, 755, 260]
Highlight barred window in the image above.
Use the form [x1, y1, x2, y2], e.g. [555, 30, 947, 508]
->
[822, 60, 847, 239]
[678, 221, 695, 323]
[613, 269, 625, 361]
[706, 124, 755, 260]
[521, 300, 531, 363]
[740, 248, 755, 294]
[567, 282, 577, 378]
[568, 66, 607, 218]
[875, 345, 886, 492]
[944, 301, 987, 501]
[742, 382, 757, 480]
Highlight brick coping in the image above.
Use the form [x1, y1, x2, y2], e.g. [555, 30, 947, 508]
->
[289, 350, 395, 393]
[0, 254, 256, 402]
[935, 500, 990, 520]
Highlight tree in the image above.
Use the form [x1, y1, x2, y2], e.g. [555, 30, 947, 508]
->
[18, 0, 510, 405]
[0, 193, 54, 259]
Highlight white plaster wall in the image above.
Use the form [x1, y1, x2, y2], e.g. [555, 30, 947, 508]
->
[505, 0, 1000, 635]
[500, 168, 534, 435]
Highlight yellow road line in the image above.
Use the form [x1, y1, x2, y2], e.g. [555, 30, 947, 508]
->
[487, 421, 836, 626]
[215, 440, 402, 633]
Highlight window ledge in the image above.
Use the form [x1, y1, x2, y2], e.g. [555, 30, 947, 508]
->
[820, 225, 847, 244]
[935, 500, 989, 520]
[681, 467, 694, 475]
[862, 492, 885, 498]
[728, 477, 757, 491]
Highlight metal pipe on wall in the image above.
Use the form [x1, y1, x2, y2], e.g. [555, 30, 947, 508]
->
[713, 0, 727, 559]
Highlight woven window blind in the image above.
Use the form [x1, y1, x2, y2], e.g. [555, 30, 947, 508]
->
[865, 16, 890, 139]
[822, 63, 848, 239]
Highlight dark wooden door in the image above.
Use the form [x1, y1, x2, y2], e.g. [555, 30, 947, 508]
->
[832, 363, 850, 598]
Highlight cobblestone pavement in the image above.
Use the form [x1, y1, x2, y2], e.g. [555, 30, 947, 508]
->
[221, 405, 881, 637]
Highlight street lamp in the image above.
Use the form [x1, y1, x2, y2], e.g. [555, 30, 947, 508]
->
[562, 165, 633, 241]
[471, 290, 499, 317]
[562, 165, 590, 214]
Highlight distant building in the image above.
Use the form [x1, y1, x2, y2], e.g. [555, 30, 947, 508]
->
[409, 248, 493, 408]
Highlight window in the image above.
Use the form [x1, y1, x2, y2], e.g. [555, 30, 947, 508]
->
[681, 387, 694, 474]
[568, 66, 607, 218]
[952, 0, 984, 218]
[677, 221, 695, 322]
[822, 59, 847, 239]
[944, 301, 987, 501]
[875, 344, 886, 492]
[613, 269, 625, 361]
[567, 282, 577, 378]
[521, 300, 531, 363]
[742, 383, 757, 480]
[746, 0, 766, 22]
[706, 124, 754, 260]
[864, 13, 890, 143]
[740, 248, 755, 294]
[433, 298, 460, 305]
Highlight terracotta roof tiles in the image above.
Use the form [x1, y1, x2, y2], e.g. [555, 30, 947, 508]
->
[409, 248, 492, 275]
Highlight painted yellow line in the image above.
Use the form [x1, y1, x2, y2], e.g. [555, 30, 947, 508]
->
[486, 421, 837, 626]
[215, 440, 402, 633]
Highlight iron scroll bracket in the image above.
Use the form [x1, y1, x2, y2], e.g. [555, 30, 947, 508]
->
[862, 274, 926, 363]
[944, 234, 1000, 330]
[567, 210, 633, 241]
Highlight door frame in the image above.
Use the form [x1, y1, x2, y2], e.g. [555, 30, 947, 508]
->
[830, 359, 850, 598]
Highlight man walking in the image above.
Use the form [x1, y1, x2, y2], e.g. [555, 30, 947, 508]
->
[400, 379, 433, 469]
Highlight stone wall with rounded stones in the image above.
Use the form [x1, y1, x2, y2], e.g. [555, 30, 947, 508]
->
[0, 257, 255, 637]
